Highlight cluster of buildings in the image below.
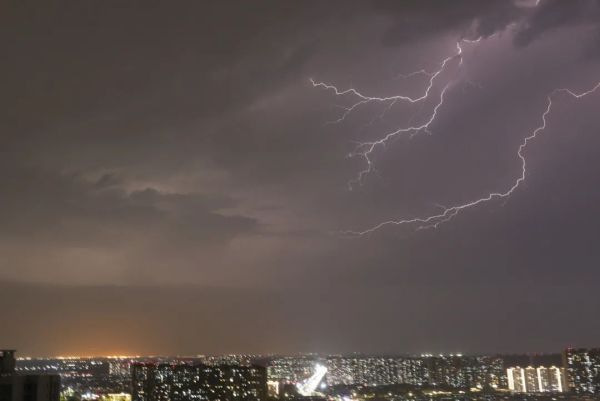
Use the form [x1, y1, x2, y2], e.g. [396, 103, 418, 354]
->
[563, 348, 600, 394]
[503, 349, 600, 395]
[330, 354, 505, 389]
[15, 356, 133, 396]
[267, 354, 505, 389]
[130, 363, 267, 401]
[4, 348, 600, 401]
[506, 366, 565, 393]
[265, 350, 600, 396]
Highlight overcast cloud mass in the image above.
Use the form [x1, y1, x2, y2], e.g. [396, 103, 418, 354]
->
[2, 0, 600, 357]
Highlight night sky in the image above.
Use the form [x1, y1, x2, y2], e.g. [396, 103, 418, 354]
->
[2, 1, 600, 357]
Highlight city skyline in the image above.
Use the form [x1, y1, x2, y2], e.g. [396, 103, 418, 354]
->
[8, 351, 567, 363]
[5, 351, 570, 360]
[5, 347, 600, 401]
[3, 1, 600, 357]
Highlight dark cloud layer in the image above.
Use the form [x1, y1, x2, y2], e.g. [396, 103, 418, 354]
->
[1, 0, 600, 355]
[374, 0, 522, 44]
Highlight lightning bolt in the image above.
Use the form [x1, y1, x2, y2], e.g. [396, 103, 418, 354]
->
[311, 30, 600, 236]
[344, 81, 600, 236]
[311, 39, 484, 188]
[349, 83, 451, 187]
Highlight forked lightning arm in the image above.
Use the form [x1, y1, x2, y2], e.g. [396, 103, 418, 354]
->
[311, 34, 600, 235]
[311, 40, 481, 188]
[343, 82, 600, 236]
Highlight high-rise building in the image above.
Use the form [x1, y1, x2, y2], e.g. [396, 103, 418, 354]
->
[201, 355, 257, 367]
[131, 363, 267, 401]
[507, 367, 527, 392]
[423, 355, 504, 389]
[536, 366, 566, 392]
[0, 352, 16, 376]
[267, 356, 318, 384]
[396, 357, 429, 386]
[563, 348, 600, 394]
[324, 356, 397, 387]
[506, 366, 565, 393]
[0, 350, 60, 401]
[524, 366, 538, 392]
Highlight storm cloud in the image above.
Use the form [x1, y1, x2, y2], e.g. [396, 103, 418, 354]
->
[1, 0, 600, 356]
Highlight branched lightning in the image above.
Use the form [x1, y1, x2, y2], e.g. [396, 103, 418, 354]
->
[310, 41, 467, 121]
[311, 39, 483, 188]
[311, 29, 600, 236]
[394, 69, 436, 80]
[343, 81, 600, 236]
[349, 83, 451, 187]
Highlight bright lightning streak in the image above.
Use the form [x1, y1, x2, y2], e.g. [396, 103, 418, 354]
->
[395, 69, 435, 80]
[349, 83, 451, 187]
[312, 28, 598, 237]
[310, 41, 466, 123]
[312, 39, 483, 187]
[343, 81, 600, 236]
